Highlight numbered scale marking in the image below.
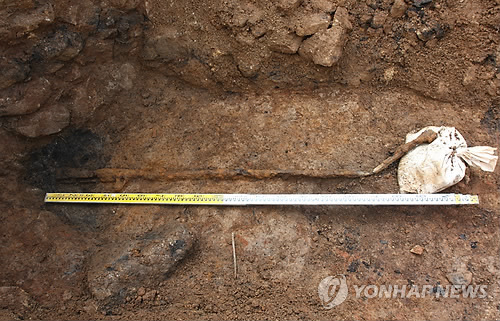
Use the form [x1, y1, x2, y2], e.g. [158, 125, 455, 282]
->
[45, 193, 479, 206]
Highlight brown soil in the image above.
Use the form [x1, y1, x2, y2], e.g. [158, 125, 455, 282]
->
[1, 0, 499, 320]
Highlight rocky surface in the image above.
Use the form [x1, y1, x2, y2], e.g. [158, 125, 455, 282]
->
[1, 0, 500, 137]
[88, 223, 194, 308]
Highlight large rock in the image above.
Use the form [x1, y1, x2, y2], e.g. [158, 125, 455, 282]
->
[108, 0, 142, 11]
[298, 27, 345, 67]
[33, 29, 84, 62]
[88, 223, 194, 307]
[298, 7, 351, 67]
[0, 3, 55, 41]
[0, 58, 30, 90]
[56, 0, 100, 33]
[268, 29, 303, 54]
[11, 104, 70, 137]
[295, 13, 331, 37]
[390, 0, 408, 18]
[0, 78, 51, 116]
[333, 6, 353, 30]
[143, 28, 189, 62]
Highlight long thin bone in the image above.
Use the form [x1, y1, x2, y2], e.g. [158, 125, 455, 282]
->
[55, 130, 437, 183]
[371, 129, 436, 174]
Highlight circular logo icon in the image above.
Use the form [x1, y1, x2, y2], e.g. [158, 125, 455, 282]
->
[318, 274, 348, 309]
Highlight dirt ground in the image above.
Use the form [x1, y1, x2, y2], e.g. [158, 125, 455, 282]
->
[1, 0, 500, 320]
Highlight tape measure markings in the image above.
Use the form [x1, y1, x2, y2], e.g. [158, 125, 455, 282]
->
[45, 193, 479, 206]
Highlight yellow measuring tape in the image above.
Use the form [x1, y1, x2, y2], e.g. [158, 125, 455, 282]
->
[45, 193, 224, 204]
[45, 193, 479, 206]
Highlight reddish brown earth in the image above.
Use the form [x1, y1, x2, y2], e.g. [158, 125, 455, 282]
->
[1, 0, 499, 320]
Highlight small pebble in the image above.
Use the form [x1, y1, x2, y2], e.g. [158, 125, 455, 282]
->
[410, 245, 424, 255]
[62, 290, 72, 301]
[390, 0, 408, 18]
[371, 10, 388, 29]
[137, 287, 146, 296]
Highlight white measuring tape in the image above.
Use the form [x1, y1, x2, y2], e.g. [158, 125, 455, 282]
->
[45, 193, 479, 205]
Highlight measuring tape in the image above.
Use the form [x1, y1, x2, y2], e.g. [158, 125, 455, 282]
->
[45, 193, 479, 206]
